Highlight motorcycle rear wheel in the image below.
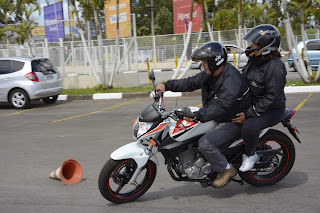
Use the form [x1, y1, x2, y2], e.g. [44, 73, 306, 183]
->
[98, 158, 156, 204]
[239, 129, 295, 186]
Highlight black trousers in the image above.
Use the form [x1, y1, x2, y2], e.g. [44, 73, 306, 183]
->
[242, 109, 284, 156]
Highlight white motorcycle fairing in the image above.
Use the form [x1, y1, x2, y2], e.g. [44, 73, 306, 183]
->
[110, 142, 159, 168]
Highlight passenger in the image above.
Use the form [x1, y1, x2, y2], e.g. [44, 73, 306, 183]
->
[232, 24, 287, 172]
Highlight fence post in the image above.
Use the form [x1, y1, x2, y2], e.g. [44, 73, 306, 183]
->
[175, 56, 178, 69]
[147, 58, 151, 85]
[59, 38, 65, 77]
[45, 38, 49, 59]
[133, 13, 139, 72]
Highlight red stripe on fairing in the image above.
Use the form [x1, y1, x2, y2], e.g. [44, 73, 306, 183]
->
[248, 140, 289, 181]
[108, 159, 152, 199]
[146, 122, 168, 136]
[172, 119, 197, 135]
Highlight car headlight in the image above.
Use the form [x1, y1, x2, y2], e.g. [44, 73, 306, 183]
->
[133, 118, 153, 139]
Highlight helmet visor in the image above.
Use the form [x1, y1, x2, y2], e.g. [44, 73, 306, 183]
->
[243, 28, 262, 44]
[191, 48, 212, 62]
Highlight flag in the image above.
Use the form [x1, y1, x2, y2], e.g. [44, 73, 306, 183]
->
[184, 17, 188, 31]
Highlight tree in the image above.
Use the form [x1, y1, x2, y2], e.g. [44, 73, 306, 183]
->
[15, 0, 40, 56]
[131, 0, 172, 36]
[92, 0, 110, 86]
[69, 0, 101, 84]
[154, 6, 173, 35]
[0, 0, 15, 55]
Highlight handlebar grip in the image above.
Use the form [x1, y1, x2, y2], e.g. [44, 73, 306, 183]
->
[156, 90, 164, 97]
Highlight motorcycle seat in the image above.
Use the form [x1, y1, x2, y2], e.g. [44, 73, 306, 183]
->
[280, 108, 295, 121]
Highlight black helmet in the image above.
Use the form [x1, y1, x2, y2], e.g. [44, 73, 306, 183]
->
[243, 24, 281, 57]
[191, 42, 227, 73]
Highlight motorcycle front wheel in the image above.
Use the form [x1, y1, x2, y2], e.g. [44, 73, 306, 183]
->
[98, 158, 157, 204]
[239, 129, 295, 186]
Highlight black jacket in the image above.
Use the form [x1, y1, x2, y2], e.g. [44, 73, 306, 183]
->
[242, 57, 286, 118]
[164, 63, 251, 123]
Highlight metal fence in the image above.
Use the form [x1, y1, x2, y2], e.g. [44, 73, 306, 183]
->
[0, 19, 319, 87]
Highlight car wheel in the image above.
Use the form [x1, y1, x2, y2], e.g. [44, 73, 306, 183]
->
[9, 89, 30, 109]
[42, 95, 58, 104]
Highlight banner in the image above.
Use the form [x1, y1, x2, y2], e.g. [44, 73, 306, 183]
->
[44, 2, 64, 42]
[104, 0, 131, 39]
[32, 26, 45, 36]
[173, 0, 203, 34]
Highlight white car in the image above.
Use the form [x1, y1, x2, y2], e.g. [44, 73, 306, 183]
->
[0, 57, 63, 109]
[190, 44, 248, 69]
[225, 44, 248, 68]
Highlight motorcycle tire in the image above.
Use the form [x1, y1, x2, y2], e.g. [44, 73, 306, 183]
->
[98, 158, 156, 204]
[239, 129, 295, 186]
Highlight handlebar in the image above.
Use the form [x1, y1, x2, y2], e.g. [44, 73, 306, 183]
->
[152, 91, 199, 123]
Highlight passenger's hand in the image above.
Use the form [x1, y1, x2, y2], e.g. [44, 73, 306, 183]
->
[156, 84, 166, 93]
[232, 112, 246, 124]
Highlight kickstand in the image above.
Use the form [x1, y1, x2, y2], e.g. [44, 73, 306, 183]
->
[231, 178, 244, 185]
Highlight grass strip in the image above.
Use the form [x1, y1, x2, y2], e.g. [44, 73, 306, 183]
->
[61, 80, 320, 95]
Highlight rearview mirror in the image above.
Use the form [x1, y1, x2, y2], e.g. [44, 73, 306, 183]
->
[149, 70, 155, 82]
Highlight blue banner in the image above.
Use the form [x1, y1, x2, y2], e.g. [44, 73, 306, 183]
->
[44, 2, 64, 42]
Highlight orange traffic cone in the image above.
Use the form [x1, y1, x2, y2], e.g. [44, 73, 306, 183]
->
[49, 159, 83, 185]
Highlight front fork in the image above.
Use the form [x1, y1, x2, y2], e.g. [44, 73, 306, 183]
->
[128, 144, 154, 185]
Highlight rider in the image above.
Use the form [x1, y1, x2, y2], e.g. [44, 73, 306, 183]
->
[232, 24, 287, 172]
[156, 42, 251, 188]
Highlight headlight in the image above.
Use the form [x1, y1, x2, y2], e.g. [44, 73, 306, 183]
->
[133, 118, 153, 139]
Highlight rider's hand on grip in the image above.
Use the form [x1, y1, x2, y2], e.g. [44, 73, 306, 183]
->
[156, 84, 165, 94]
[156, 90, 164, 97]
[175, 111, 184, 120]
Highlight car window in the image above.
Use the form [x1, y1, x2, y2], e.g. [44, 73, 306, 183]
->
[0, 60, 11, 75]
[307, 41, 320, 51]
[32, 59, 57, 75]
[11, 60, 25, 72]
[226, 46, 240, 54]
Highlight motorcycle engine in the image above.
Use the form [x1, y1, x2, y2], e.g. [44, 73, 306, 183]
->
[178, 147, 212, 179]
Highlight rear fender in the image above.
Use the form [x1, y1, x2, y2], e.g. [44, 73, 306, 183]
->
[282, 121, 301, 143]
[110, 142, 158, 168]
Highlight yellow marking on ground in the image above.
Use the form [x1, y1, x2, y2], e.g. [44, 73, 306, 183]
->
[195, 93, 313, 112]
[0, 101, 67, 117]
[52, 99, 140, 123]
[295, 93, 313, 111]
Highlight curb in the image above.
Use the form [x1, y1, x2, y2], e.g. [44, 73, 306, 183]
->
[58, 86, 320, 101]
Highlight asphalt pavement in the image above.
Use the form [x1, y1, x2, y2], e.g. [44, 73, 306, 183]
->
[1, 93, 320, 213]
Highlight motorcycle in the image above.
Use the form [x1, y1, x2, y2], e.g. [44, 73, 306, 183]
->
[98, 70, 301, 204]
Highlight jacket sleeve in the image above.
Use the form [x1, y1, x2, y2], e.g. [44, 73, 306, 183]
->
[245, 60, 286, 118]
[164, 72, 207, 92]
[194, 72, 243, 123]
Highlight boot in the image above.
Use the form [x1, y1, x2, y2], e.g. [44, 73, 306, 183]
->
[212, 164, 237, 188]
